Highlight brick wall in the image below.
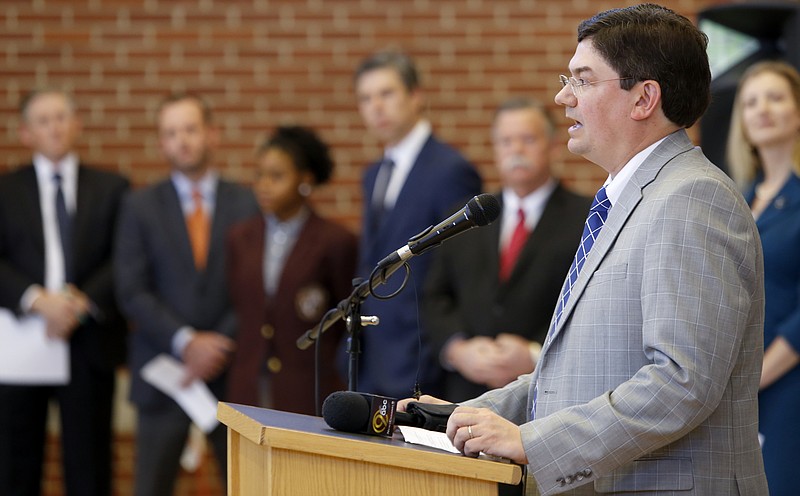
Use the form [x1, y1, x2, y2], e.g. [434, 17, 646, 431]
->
[1, 0, 732, 232]
[1, 1, 733, 494]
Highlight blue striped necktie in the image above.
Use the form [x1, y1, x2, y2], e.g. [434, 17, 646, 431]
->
[533, 185, 611, 419]
[553, 185, 611, 327]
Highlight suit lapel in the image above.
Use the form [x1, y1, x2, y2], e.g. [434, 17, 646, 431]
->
[160, 181, 196, 272]
[756, 174, 800, 231]
[208, 180, 231, 270]
[73, 164, 94, 269]
[545, 130, 695, 345]
[19, 166, 46, 254]
[504, 189, 560, 285]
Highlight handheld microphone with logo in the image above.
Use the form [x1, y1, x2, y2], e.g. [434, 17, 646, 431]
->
[322, 391, 399, 437]
[322, 391, 457, 436]
[375, 193, 501, 270]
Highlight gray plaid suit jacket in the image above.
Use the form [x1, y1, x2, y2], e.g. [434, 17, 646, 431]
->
[463, 130, 768, 495]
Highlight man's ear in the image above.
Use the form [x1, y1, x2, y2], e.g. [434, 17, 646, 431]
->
[18, 123, 32, 148]
[630, 80, 662, 121]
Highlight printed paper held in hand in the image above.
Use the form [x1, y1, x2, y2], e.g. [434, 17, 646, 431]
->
[0, 308, 69, 385]
[398, 426, 460, 453]
[141, 354, 220, 433]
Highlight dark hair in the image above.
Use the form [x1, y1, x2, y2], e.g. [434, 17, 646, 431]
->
[258, 126, 334, 185]
[577, 3, 711, 128]
[493, 97, 556, 138]
[353, 51, 420, 92]
[156, 92, 213, 124]
[19, 89, 76, 120]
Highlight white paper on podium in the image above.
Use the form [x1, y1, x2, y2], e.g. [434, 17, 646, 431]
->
[140, 354, 220, 433]
[398, 426, 460, 453]
[399, 425, 514, 464]
[0, 308, 70, 385]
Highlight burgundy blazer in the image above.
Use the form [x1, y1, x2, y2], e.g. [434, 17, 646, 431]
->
[225, 210, 357, 415]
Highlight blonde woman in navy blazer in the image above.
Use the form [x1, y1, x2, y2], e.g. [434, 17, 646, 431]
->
[727, 60, 800, 496]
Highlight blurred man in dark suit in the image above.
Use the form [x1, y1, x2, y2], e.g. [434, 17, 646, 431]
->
[424, 98, 590, 403]
[0, 89, 129, 496]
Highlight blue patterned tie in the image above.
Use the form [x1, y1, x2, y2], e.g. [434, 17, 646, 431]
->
[553, 185, 611, 327]
[533, 186, 610, 419]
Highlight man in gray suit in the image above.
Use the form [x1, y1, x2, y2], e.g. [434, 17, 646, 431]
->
[114, 92, 258, 496]
[403, 5, 768, 495]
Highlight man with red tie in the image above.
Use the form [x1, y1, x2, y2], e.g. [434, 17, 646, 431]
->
[423, 97, 590, 403]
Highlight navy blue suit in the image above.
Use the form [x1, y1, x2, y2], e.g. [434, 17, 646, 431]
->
[354, 134, 481, 398]
[746, 173, 800, 496]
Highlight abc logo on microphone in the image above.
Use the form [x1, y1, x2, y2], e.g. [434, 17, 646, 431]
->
[368, 397, 396, 436]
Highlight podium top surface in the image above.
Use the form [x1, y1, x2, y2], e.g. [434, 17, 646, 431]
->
[217, 402, 522, 485]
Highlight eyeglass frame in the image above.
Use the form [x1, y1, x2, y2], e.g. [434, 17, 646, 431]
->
[559, 74, 636, 95]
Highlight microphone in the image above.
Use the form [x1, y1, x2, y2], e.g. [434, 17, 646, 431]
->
[322, 391, 399, 437]
[296, 194, 499, 352]
[322, 391, 456, 436]
[376, 193, 501, 270]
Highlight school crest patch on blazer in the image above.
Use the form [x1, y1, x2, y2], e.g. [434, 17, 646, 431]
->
[295, 284, 329, 322]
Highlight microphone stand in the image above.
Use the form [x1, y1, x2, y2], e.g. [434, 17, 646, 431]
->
[296, 252, 411, 391]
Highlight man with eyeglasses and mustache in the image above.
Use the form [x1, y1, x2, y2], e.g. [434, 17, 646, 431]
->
[423, 98, 589, 405]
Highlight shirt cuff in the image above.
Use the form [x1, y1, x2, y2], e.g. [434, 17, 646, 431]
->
[529, 340, 542, 367]
[20, 285, 45, 313]
[172, 326, 197, 358]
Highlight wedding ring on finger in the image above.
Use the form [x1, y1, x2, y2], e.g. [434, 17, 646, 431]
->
[468, 424, 474, 440]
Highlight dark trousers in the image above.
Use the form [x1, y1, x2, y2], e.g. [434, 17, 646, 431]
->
[133, 403, 227, 496]
[0, 359, 115, 496]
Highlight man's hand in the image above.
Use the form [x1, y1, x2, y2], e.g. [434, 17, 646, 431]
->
[487, 333, 536, 388]
[446, 336, 504, 384]
[446, 405, 528, 464]
[182, 332, 236, 385]
[447, 334, 536, 389]
[30, 287, 91, 339]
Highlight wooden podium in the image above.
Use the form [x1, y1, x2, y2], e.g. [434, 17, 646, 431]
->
[217, 402, 522, 496]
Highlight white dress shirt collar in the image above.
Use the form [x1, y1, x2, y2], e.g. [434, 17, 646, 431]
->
[33, 152, 79, 212]
[381, 119, 432, 209]
[171, 170, 219, 216]
[500, 178, 557, 249]
[603, 137, 667, 205]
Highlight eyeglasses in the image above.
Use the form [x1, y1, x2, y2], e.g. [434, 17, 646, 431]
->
[559, 74, 635, 96]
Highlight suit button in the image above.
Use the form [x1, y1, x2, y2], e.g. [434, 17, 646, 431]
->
[556, 477, 566, 487]
[564, 475, 573, 484]
[261, 324, 275, 339]
[582, 468, 592, 477]
[267, 357, 282, 373]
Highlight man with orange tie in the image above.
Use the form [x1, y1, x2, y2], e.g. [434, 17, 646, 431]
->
[423, 98, 590, 403]
[114, 92, 258, 496]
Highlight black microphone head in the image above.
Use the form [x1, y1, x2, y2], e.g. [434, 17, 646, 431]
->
[466, 193, 501, 227]
[322, 391, 370, 433]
